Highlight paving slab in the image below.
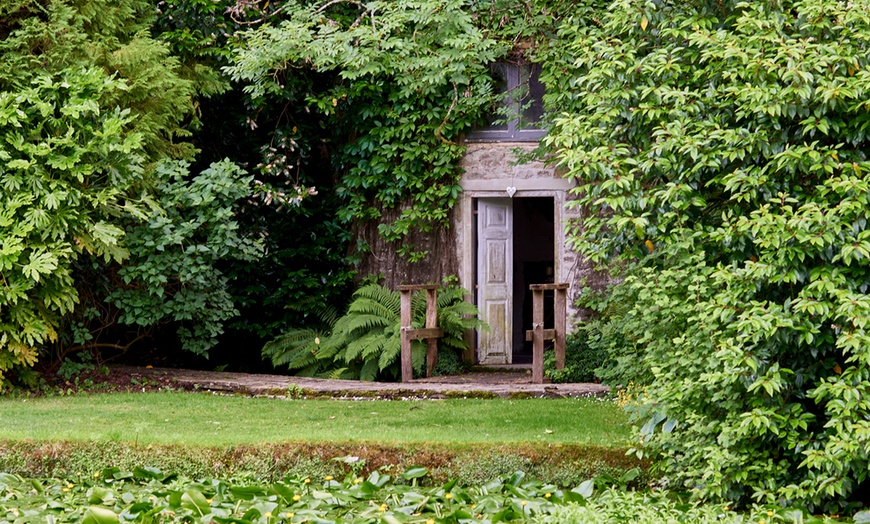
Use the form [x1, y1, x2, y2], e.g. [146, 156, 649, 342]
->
[114, 366, 609, 399]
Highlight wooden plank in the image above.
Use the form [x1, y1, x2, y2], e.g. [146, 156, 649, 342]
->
[555, 287, 567, 370]
[400, 290, 413, 383]
[425, 288, 438, 378]
[397, 284, 440, 291]
[532, 288, 544, 384]
[529, 283, 570, 291]
[402, 327, 444, 340]
[525, 329, 556, 341]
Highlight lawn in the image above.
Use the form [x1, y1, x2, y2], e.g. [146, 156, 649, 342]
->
[0, 392, 629, 447]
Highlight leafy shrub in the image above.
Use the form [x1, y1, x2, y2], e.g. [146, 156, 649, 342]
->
[537, 489, 835, 524]
[546, 0, 870, 510]
[0, 67, 144, 386]
[263, 282, 484, 381]
[431, 348, 467, 377]
[106, 160, 262, 356]
[544, 332, 607, 384]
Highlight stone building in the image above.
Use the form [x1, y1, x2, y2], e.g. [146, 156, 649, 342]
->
[354, 61, 603, 365]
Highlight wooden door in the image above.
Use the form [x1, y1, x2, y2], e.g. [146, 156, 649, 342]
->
[477, 199, 513, 364]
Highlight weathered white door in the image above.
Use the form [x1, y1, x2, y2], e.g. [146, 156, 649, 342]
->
[477, 199, 513, 364]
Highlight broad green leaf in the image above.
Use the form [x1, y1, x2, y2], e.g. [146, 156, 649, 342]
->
[401, 467, 428, 480]
[132, 466, 164, 480]
[572, 480, 594, 499]
[82, 506, 119, 524]
[181, 489, 211, 515]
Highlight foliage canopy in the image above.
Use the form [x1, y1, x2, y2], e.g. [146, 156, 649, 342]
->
[228, 0, 506, 259]
[0, 0, 260, 384]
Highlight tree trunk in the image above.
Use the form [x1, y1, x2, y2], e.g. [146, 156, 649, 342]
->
[351, 205, 458, 289]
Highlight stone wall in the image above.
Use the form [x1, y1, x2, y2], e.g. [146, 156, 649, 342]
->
[457, 142, 598, 331]
[350, 141, 609, 335]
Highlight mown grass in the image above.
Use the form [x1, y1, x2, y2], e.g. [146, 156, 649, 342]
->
[0, 392, 629, 447]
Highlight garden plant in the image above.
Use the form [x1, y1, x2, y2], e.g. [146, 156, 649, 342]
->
[6, 0, 870, 518]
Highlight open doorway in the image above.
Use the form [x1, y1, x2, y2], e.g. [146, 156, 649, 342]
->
[512, 198, 555, 363]
[475, 197, 554, 364]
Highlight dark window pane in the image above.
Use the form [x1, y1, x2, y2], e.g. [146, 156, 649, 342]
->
[520, 63, 545, 126]
[466, 61, 546, 141]
[486, 62, 511, 130]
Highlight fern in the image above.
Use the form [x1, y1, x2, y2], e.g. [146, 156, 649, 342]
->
[359, 358, 379, 382]
[333, 313, 390, 338]
[264, 281, 487, 381]
[261, 304, 338, 375]
[343, 331, 386, 363]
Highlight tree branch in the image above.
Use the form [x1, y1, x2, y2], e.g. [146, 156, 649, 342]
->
[435, 83, 460, 146]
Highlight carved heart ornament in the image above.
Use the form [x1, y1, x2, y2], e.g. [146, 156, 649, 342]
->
[506, 186, 517, 198]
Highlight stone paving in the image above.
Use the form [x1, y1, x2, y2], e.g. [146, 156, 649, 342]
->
[117, 365, 609, 399]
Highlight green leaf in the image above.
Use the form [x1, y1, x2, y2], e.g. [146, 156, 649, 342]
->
[180, 488, 211, 515]
[88, 486, 113, 504]
[572, 480, 594, 499]
[82, 507, 119, 524]
[401, 466, 428, 480]
[133, 466, 164, 480]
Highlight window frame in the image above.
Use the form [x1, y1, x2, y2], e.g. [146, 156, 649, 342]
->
[465, 62, 546, 143]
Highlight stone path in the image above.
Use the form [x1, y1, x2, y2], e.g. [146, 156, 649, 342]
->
[116, 365, 609, 399]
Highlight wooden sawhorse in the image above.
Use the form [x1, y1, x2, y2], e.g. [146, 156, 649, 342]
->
[398, 284, 444, 382]
[524, 283, 569, 384]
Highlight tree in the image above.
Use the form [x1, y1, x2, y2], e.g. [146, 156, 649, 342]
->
[0, 0, 260, 384]
[0, 67, 145, 382]
[548, 0, 870, 509]
[227, 0, 505, 259]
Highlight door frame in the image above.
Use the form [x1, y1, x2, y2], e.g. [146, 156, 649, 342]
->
[459, 188, 568, 364]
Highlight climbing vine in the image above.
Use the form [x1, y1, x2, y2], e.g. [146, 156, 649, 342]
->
[227, 0, 575, 259]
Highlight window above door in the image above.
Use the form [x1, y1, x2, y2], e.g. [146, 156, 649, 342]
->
[466, 62, 546, 143]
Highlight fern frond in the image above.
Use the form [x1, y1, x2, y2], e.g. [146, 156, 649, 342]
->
[360, 333, 391, 361]
[324, 367, 349, 380]
[286, 344, 325, 369]
[411, 341, 426, 374]
[346, 297, 399, 323]
[359, 358, 379, 382]
[304, 302, 342, 329]
[334, 313, 391, 338]
[343, 331, 386, 363]
[378, 339, 402, 371]
[436, 286, 469, 307]
[377, 335, 403, 371]
[314, 334, 346, 362]
[262, 328, 321, 368]
[353, 283, 400, 314]
[295, 363, 325, 377]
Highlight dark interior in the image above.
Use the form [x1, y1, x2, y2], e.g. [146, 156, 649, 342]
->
[512, 197, 554, 363]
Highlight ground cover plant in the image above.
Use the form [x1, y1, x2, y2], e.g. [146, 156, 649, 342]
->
[0, 467, 845, 524]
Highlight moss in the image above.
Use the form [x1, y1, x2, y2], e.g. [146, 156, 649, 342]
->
[507, 391, 537, 399]
[443, 390, 499, 399]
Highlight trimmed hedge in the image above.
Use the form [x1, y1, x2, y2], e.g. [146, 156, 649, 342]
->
[0, 439, 646, 487]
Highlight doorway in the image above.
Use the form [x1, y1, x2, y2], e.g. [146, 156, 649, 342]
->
[475, 197, 554, 364]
